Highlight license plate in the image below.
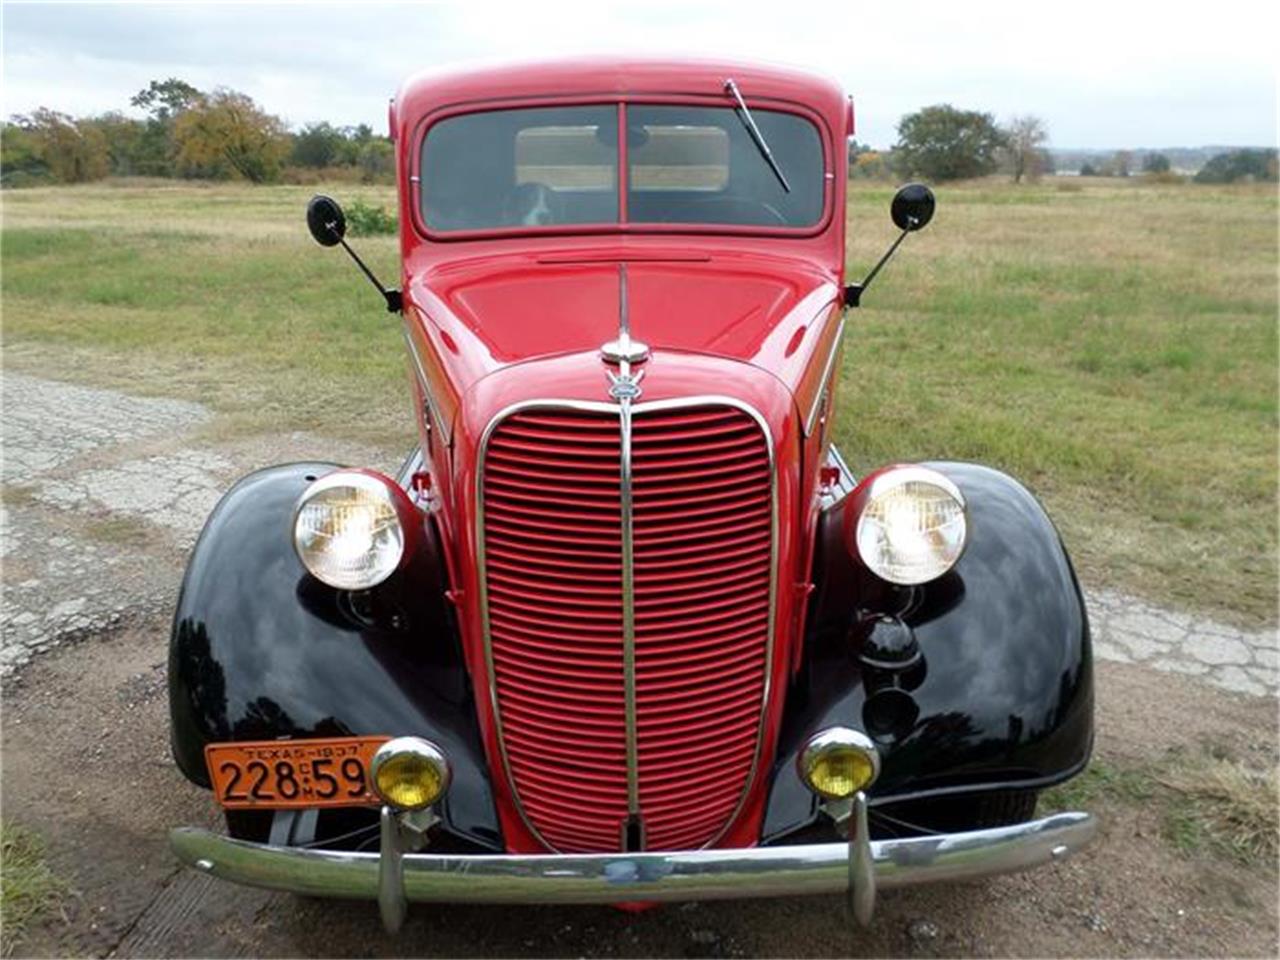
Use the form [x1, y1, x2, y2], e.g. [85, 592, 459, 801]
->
[205, 736, 389, 809]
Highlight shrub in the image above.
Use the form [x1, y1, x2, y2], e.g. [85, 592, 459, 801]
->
[1193, 148, 1279, 184]
[345, 200, 397, 236]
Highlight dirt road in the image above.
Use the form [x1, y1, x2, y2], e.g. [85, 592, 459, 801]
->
[2, 372, 1277, 957]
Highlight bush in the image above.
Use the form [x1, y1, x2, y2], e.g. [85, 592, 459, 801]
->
[849, 150, 894, 180]
[1193, 148, 1279, 184]
[345, 200, 397, 236]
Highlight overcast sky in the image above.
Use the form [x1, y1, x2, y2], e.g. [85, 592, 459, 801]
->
[2, 0, 1276, 150]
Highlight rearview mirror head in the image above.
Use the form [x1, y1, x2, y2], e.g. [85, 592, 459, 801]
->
[307, 195, 346, 246]
[890, 183, 935, 232]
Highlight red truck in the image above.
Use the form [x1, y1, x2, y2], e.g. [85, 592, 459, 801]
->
[168, 57, 1095, 931]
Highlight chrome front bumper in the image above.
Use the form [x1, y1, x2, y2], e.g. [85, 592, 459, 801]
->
[171, 807, 1095, 930]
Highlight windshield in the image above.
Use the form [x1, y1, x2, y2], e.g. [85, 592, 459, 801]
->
[420, 103, 824, 233]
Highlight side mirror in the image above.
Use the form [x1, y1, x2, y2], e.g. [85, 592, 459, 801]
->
[307, 195, 346, 247]
[890, 183, 935, 232]
[306, 194, 401, 312]
[844, 183, 938, 308]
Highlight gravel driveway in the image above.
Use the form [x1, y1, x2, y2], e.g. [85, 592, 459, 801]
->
[2, 371, 1276, 958]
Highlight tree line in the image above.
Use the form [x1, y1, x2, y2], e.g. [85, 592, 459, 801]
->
[4, 83, 1274, 188]
[857, 104, 1276, 184]
[1, 78, 393, 186]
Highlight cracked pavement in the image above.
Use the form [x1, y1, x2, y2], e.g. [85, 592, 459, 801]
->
[0, 371, 394, 678]
[1, 370, 1277, 696]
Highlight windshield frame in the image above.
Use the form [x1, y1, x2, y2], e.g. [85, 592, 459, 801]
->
[408, 93, 834, 242]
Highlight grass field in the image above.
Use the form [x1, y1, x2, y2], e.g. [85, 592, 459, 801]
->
[1, 177, 1276, 625]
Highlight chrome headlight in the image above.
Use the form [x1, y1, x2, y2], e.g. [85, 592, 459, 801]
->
[850, 465, 967, 585]
[371, 737, 451, 810]
[798, 727, 880, 799]
[293, 470, 412, 590]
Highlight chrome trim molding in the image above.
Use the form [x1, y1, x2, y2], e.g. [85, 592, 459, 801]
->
[171, 810, 1097, 905]
[400, 327, 450, 445]
[601, 263, 650, 367]
[475, 394, 777, 854]
[803, 313, 846, 437]
[618, 396, 641, 817]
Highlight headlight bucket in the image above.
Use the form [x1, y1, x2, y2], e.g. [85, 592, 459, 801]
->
[845, 465, 967, 586]
[371, 737, 451, 810]
[798, 727, 881, 799]
[293, 469, 420, 591]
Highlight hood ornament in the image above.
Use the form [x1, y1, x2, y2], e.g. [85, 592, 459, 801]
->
[601, 264, 649, 400]
[607, 368, 644, 400]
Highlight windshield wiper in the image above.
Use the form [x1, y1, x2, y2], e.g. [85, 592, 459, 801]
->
[723, 78, 791, 193]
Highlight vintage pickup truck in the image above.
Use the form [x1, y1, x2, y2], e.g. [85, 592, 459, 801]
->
[168, 57, 1095, 931]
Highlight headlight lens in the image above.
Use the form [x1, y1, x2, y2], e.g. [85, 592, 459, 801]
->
[798, 727, 880, 799]
[853, 466, 967, 585]
[294, 471, 406, 590]
[371, 737, 451, 810]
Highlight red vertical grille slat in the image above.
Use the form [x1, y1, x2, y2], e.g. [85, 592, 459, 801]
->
[483, 408, 628, 854]
[481, 403, 771, 853]
[631, 406, 771, 851]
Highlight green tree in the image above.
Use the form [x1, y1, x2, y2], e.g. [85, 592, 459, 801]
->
[357, 139, 394, 182]
[7, 109, 108, 182]
[84, 111, 149, 176]
[291, 121, 345, 168]
[131, 78, 202, 123]
[1142, 152, 1171, 173]
[894, 105, 1005, 181]
[1193, 149, 1278, 183]
[172, 89, 289, 183]
[130, 78, 203, 176]
[0, 121, 49, 184]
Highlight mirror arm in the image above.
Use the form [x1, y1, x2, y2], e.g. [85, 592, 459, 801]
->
[843, 224, 912, 309]
[333, 232, 402, 313]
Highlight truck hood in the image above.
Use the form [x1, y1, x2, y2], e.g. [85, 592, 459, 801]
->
[413, 253, 839, 371]
[404, 252, 845, 443]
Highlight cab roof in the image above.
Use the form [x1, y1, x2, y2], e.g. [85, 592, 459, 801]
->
[393, 56, 850, 132]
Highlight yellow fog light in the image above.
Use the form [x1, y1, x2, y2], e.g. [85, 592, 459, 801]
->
[371, 737, 451, 811]
[798, 727, 881, 800]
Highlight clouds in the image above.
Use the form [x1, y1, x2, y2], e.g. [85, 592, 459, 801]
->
[2, 0, 1276, 149]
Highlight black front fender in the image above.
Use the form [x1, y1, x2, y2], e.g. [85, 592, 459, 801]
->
[167, 463, 499, 848]
[765, 461, 1093, 838]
